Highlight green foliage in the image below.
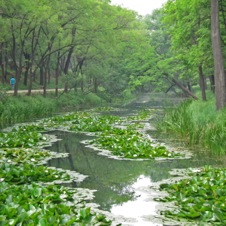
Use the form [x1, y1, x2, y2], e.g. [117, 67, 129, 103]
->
[0, 0, 154, 102]
[43, 111, 121, 132]
[159, 166, 226, 224]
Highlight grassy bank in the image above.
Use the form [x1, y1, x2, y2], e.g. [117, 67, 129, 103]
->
[0, 90, 131, 126]
[157, 94, 226, 154]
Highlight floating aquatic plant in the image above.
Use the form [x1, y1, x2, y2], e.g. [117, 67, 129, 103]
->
[0, 163, 71, 184]
[90, 127, 180, 159]
[0, 128, 47, 148]
[0, 182, 111, 225]
[0, 148, 51, 164]
[159, 166, 226, 224]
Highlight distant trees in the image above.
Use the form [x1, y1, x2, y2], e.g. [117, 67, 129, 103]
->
[0, 0, 149, 97]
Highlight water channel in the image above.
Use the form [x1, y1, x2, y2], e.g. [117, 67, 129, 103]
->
[47, 95, 226, 225]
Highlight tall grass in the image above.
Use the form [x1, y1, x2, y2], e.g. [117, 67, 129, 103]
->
[0, 90, 123, 127]
[157, 96, 226, 154]
[0, 95, 58, 125]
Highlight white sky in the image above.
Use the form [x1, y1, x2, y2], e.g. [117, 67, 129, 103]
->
[110, 0, 167, 15]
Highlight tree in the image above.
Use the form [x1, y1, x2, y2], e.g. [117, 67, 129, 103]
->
[211, 0, 226, 110]
[161, 0, 214, 100]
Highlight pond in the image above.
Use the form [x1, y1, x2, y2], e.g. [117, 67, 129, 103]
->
[47, 95, 226, 225]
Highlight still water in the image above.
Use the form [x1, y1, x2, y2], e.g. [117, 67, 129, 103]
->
[47, 96, 225, 225]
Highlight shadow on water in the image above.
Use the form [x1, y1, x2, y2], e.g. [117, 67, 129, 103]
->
[47, 95, 226, 225]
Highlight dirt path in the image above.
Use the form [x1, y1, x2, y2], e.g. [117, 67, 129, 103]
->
[6, 89, 64, 95]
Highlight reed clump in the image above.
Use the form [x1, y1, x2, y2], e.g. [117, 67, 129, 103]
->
[157, 97, 226, 154]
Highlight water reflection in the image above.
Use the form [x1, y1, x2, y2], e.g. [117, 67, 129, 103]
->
[47, 96, 226, 225]
[111, 175, 160, 226]
[47, 128, 225, 225]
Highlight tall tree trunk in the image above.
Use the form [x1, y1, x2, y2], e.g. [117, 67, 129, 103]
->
[23, 53, 31, 86]
[211, 0, 226, 110]
[198, 64, 207, 101]
[28, 68, 33, 96]
[43, 68, 47, 97]
[209, 75, 215, 93]
[0, 43, 6, 83]
[43, 56, 50, 97]
[55, 52, 60, 97]
[40, 67, 44, 86]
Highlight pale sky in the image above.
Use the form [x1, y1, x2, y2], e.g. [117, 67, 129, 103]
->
[110, 0, 167, 15]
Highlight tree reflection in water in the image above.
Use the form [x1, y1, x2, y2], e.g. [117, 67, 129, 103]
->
[47, 96, 225, 225]
[47, 130, 221, 214]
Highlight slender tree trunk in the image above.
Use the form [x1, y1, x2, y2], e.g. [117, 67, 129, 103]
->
[28, 68, 33, 96]
[47, 67, 51, 84]
[55, 52, 60, 97]
[198, 64, 207, 101]
[171, 78, 198, 100]
[211, 0, 226, 110]
[23, 53, 31, 86]
[43, 56, 50, 97]
[40, 67, 44, 86]
[43, 67, 47, 97]
[0, 43, 6, 83]
[209, 75, 215, 93]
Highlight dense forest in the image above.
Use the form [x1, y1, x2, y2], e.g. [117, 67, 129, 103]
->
[0, 0, 225, 107]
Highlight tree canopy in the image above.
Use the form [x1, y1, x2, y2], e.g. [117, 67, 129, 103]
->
[0, 0, 225, 109]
